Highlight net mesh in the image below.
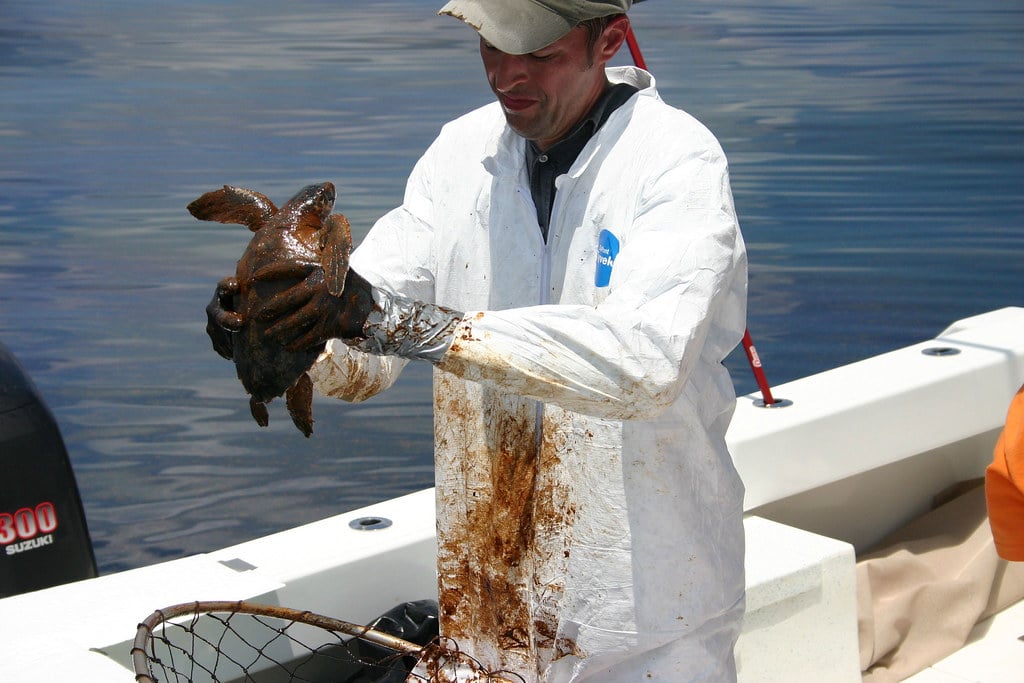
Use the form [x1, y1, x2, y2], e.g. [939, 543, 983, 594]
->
[131, 601, 523, 683]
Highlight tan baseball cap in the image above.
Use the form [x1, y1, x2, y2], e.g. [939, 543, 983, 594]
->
[439, 0, 632, 55]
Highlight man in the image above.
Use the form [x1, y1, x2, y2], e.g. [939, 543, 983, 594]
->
[208, 1, 748, 680]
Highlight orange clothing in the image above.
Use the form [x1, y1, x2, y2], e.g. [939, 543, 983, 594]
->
[986, 384, 1024, 561]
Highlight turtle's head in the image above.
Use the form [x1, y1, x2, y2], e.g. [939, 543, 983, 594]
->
[284, 182, 336, 225]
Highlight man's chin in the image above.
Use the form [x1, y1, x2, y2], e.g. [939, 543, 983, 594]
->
[502, 113, 541, 142]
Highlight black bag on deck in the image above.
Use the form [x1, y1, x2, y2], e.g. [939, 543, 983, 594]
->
[347, 599, 439, 682]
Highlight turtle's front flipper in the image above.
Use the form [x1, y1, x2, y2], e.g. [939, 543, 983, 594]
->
[286, 372, 315, 437]
[321, 213, 352, 296]
[188, 186, 278, 232]
[249, 396, 270, 427]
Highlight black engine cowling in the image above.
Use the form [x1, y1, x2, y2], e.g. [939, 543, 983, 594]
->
[0, 342, 97, 598]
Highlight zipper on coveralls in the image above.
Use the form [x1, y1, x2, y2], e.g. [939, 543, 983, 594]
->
[534, 181, 561, 453]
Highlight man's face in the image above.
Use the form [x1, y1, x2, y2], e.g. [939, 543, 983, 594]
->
[480, 22, 622, 151]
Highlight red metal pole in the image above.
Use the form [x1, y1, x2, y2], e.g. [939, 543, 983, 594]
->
[625, 17, 777, 406]
[625, 24, 648, 71]
[741, 329, 776, 405]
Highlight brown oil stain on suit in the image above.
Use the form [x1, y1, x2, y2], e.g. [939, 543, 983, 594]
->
[434, 366, 581, 679]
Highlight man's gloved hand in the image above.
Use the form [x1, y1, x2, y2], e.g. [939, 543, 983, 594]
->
[206, 261, 464, 364]
[263, 266, 376, 352]
[204, 266, 376, 358]
[206, 276, 242, 360]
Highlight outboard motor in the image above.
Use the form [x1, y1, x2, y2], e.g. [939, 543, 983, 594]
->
[0, 342, 97, 598]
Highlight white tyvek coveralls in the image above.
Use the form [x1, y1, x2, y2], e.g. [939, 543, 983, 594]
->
[310, 66, 747, 682]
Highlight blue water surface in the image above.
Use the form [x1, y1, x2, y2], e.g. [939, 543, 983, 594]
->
[0, 0, 1021, 573]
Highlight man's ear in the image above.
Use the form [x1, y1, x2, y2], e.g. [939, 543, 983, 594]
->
[597, 15, 630, 64]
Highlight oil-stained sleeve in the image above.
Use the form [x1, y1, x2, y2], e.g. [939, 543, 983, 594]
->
[437, 150, 747, 421]
[308, 339, 408, 403]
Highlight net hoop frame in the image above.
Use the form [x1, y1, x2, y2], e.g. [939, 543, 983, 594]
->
[131, 599, 522, 683]
[132, 600, 421, 682]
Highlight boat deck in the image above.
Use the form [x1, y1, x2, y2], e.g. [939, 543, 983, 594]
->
[905, 599, 1024, 682]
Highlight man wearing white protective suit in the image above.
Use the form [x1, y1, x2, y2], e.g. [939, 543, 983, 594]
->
[206, 1, 748, 680]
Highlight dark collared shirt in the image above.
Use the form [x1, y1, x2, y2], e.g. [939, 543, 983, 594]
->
[525, 82, 638, 241]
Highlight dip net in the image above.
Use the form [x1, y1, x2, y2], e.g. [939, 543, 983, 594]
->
[132, 600, 522, 683]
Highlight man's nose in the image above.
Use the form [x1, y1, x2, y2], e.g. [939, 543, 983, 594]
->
[491, 53, 528, 91]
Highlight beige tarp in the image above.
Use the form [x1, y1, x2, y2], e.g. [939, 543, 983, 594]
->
[856, 481, 1024, 682]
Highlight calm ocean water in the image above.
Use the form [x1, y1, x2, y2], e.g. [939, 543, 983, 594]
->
[1, 0, 1021, 573]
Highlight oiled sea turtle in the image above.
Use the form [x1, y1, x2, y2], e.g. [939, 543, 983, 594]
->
[188, 182, 352, 437]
